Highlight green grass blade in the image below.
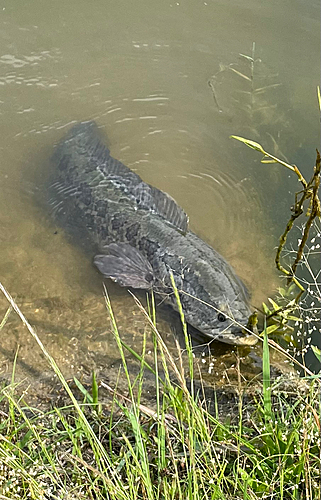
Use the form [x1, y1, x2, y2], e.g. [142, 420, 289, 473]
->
[73, 376, 93, 403]
[92, 371, 99, 406]
[262, 318, 272, 425]
[0, 306, 12, 331]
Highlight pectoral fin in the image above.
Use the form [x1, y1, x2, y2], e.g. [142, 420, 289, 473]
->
[94, 243, 154, 289]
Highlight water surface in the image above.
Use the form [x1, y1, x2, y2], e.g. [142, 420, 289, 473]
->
[0, 0, 320, 390]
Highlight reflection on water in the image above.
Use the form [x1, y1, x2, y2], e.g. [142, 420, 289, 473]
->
[0, 0, 320, 390]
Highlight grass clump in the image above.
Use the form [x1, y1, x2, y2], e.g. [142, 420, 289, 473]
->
[0, 282, 320, 500]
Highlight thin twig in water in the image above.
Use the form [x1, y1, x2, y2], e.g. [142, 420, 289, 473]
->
[208, 79, 223, 113]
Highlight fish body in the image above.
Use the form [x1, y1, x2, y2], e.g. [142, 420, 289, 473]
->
[50, 121, 257, 345]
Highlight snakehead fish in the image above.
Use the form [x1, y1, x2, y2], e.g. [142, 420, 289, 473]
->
[50, 120, 257, 345]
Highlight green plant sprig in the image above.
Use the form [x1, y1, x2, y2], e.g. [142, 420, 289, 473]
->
[230, 135, 320, 300]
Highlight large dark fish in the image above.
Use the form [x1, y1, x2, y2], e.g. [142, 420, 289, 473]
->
[50, 121, 257, 345]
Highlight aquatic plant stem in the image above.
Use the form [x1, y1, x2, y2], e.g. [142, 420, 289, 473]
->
[169, 271, 194, 389]
[231, 136, 320, 295]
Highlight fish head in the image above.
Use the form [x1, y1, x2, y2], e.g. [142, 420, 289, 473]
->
[170, 253, 258, 346]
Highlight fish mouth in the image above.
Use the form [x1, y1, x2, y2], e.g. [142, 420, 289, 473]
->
[209, 325, 259, 346]
[213, 332, 258, 346]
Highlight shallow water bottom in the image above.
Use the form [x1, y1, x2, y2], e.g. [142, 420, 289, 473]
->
[0, 273, 296, 409]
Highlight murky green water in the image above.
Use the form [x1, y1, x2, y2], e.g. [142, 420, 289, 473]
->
[0, 0, 320, 392]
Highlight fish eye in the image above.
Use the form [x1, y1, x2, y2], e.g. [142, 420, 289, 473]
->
[217, 313, 227, 322]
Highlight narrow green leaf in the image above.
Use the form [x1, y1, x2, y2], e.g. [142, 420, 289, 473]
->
[261, 157, 278, 164]
[92, 371, 99, 406]
[317, 85, 321, 112]
[120, 338, 159, 379]
[267, 297, 279, 310]
[262, 322, 272, 424]
[265, 324, 279, 335]
[0, 306, 12, 331]
[286, 315, 303, 322]
[230, 135, 265, 153]
[73, 377, 93, 403]
[311, 345, 321, 363]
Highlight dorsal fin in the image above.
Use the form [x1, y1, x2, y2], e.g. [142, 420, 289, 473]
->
[132, 183, 189, 233]
[149, 186, 189, 233]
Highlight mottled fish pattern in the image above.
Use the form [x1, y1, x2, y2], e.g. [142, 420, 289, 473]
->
[50, 121, 257, 345]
